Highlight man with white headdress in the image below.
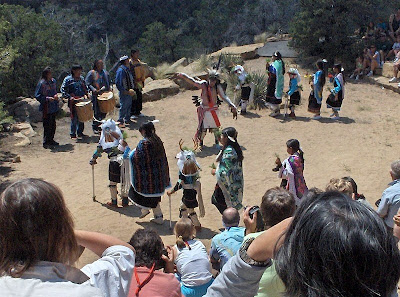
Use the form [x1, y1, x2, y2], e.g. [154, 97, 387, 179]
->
[233, 65, 254, 115]
[89, 119, 130, 207]
[177, 70, 238, 149]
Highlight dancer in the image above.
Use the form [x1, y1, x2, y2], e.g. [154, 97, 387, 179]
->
[233, 65, 254, 115]
[34, 67, 60, 148]
[61, 64, 89, 140]
[275, 139, 308, 206]
[85, 59, 111, 134]
[129, 121, 170, 225]
[211, 127, 244, 214]
[89, 119, 130, 207]
[265, 51, 285, 117]
[307, 60, 326, 120]
[177, 70, 237, 149]
[285, 68, 301, 118]
[326, 63, 345, 120]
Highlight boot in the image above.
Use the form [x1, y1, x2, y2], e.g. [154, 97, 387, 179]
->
[150, 203, 164, 225]
[107, 183, 118, 207]
[188, 209, 201, 232]
[122, 197, 129, 207]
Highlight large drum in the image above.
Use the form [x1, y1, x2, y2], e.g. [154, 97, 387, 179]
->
[98, 91, 115, 114]
[75, 101, 93, 122]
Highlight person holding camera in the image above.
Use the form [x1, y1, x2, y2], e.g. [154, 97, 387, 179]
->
[242, 187, 295, 297]
[127, 229, 182, 297]
[209, 208, 245, 271]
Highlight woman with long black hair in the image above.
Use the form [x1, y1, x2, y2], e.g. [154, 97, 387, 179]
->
[129, 121, 171, 224]
[211, 127, 244, 214]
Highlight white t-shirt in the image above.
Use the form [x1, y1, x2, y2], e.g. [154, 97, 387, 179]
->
[175, 240, 213, 287]
[0, 245, 135, 297]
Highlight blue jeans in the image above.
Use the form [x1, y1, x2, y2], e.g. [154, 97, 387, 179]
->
[119, 94, 132, 123]
[70, 108, 84, 136]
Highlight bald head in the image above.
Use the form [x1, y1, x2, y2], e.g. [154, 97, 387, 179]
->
[222, 208, 240, 227]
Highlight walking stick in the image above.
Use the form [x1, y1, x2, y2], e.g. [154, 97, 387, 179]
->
[283, 93, 289, 119]
[169, 194, 172, 230]
[91, 165, 96, 202]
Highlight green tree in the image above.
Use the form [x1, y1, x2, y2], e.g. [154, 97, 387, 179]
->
[289, 0, 394, 65]
[0, 4, 62, 100]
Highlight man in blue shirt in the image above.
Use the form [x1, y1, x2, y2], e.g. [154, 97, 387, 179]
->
[115, 56, 135, 128]
[377, 160, 400, 234]
[210, 208, 245, 271]
[61, 65, 88, 140]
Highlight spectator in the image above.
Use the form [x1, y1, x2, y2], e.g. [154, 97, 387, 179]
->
[377, 160, 400, 235]
[349, 53, 364, 80]
[325, 177, 353, 197]
[205, 191, 400, 297]
[242, 187, 295, 297]
[386, 34, 400, 61]
[342, 176, 371, 207]
[129, 49, 146, 119]
[34, 66, 60, 148]
[363, 21, 376, 40]
[376, 32, 393, 62]
[128, 229, 182, 297]
[389, 9, 400, 42]
[115, 55, 135, 128]
[363, 45, 382, 77]
[0, 178, 135, 297]
[173, 218, 213, 297]
[209, 208, 245, 271]
[388, 56, 400, 82]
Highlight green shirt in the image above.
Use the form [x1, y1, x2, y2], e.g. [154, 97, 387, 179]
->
[244, 232, 285, 297]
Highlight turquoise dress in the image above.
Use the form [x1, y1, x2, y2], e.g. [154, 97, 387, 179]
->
[273, 60, 284, 100]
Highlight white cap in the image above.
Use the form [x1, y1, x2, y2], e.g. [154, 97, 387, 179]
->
[119, 55, 129, 62]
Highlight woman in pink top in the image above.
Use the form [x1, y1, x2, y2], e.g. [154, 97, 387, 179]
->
[128, 229, 182, 297]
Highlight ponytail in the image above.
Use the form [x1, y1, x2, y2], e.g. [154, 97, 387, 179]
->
[298, 148, 305, 164]
[222, 127, 243, 162]
[316, 60, 326, 88]
[139, 122, 165, 159]
[286, 139, 304, 164]
[174, 218, 194, 250]
[176, 235, 186, 249]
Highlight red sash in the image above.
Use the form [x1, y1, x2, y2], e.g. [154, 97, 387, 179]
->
[206, 85, 221, 127]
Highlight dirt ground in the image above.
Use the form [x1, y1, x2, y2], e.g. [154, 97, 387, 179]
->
[1, 57, 400, 268]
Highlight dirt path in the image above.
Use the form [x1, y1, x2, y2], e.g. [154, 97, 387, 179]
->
[1, 58, 400, 267]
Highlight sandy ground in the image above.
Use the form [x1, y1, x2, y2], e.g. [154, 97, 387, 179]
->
[1, 57, 400, 268]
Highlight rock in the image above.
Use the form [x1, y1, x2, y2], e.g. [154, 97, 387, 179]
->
[142, 79, 180, 102]
[210, 43, 264, 60]
[12, 156, 21, 163]
[172, 61, 208, 90]
[8, 98, 42, 123]
[170, 57, 189, 69]
[14, 132, 31, 147]
[382, 62, 394, 78]
[257, 40, 298, 58]
[12, 122, 37, 137]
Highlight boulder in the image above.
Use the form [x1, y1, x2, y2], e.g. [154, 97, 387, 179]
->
[382, 62, 394, 78]
[14, 132, 31, 147]
[170, 57, 189, 69]
[142, 79, 180, 102]
[8, 98, 42, 123]
[12, 122, 37, 137]
[210, 43, 264, 60]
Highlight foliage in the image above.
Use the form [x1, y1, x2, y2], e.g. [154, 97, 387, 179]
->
[289, 0, 396, 65]
[247, 71, 268, 109]
[0, 102, 13, 131]
[0, 4, 62, 100]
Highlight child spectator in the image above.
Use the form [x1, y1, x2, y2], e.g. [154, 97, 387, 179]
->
[173, 218, 213, 297]
[128, 229, 182, 297]
[325, 178, 353, 197]
[342, 176, 371, 207]
[387, 34, 400, 61]
[242, 187, 296, 297]
[364, 45, 382, 77]
[349, 53, 364, 80]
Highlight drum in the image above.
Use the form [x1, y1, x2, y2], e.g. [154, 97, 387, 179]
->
[98, 91, 116, 114]
[75, 101, 93, 122]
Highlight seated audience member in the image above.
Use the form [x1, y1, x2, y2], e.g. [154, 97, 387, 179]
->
[377, 160, 400, 235]
[376, 32, 393, 62]
[349, 53, 364, 80]
[0, 178, 135, 297]
[363, 21, 376, 40]
[205, 191, 400, 297]
[386, 33, 400, 61]
[389, 9, 400, 42]
[242, 187, 295, 297]
[173, 218, 213, 297]
[209, 208, 245, 271]
[364, 45, 382, 77]
[128, 229, 182, 297]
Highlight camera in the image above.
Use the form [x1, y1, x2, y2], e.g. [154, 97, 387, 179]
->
[248, 206, 264, 232]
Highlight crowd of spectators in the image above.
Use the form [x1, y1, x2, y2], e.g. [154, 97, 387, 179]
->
[1, 159, 400, 297]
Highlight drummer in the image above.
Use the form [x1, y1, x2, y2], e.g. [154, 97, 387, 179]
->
[61, 64, 89, 140]
[85, 59, 111, 134]
[129, 49, 146, 119]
